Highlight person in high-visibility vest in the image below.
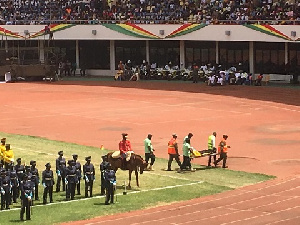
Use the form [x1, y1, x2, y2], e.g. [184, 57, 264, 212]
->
[0, 138, 6, 165]
[3, 144, 14, 169]
[180, 138, 195, 171]
[167, 133, 181, 171]
[214, 135, 231, 168]
[207, 132, 217, 167]
[144, 134, 155, 171]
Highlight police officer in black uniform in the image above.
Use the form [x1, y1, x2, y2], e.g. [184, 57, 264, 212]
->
[15, 158, 25, 197]
[83, 156, 95, 198]
[100, 155, 110, 195]
[24, 166, 33, 182]
[56, 151, 66, 192]
[30, 160, 40, 201]
[42, 163, 54, 204]
[104, 163, 116, 205]
[72, 154, 81, 195]
[8, 163, 18, 203]
[0, 170, 11, 210]
[65, 160, 78, 200]
[20, 174, 34, 221]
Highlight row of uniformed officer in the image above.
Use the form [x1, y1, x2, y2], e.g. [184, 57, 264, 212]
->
[56, 151, 97, 199]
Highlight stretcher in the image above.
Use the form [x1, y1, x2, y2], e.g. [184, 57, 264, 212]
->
[191, 149, 218, 158]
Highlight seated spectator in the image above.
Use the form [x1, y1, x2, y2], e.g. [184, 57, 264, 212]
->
[255, 73, 263, 86]
[0, 0, 298, 24]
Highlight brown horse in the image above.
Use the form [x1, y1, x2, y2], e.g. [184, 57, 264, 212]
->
[106, 152, 148, 188]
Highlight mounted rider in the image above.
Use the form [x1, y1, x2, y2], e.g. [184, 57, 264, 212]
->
[113, 133, 133, 170]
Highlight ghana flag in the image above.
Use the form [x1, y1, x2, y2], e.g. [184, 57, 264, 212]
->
[30, 24, 75, 38]
[165, 24, 207, 38]
[243, 24, 291, 41]
[102, 23, 160, 39]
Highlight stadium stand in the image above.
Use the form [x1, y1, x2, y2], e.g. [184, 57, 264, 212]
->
[0, 0, 299, 25]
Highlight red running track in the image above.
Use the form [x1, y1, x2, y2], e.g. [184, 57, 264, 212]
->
[0, 81, 299, 224]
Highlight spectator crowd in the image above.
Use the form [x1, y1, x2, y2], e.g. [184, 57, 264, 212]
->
[0, 0, 299, 25]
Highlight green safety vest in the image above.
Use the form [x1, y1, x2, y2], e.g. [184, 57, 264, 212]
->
[208, 135, 214, 150]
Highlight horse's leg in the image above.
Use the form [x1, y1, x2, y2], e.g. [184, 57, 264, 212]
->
[128, 170, 132, 189]
[135, 169, 139, 187]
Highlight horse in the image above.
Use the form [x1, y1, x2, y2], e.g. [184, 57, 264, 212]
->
[106, 152, 148, 189]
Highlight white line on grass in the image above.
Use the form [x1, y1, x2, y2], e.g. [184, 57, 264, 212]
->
[0, 181, 204, 214]
[150, 172, 201, 182]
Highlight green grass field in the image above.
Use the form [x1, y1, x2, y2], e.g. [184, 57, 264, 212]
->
[0, 132, 275, 225]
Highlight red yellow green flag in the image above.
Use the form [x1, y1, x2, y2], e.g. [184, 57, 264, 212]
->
[243, 24, 291, 40]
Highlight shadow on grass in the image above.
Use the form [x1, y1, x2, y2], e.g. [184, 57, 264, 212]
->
[8, 220, 23, 223]
[194, 166, 217, 171]
[94, 202, 108, 206]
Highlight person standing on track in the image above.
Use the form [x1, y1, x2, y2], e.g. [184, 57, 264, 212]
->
[214, 135, 231, 168]
[167, 133, 182, 171]
[183, 133, 193, 145]
[207, 132, 217, 167]
[180, 138, 195, 171]
[192, 63, 199, 83]
[144, 134, 155, 171]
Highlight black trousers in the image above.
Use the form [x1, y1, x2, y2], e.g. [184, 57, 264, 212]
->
[145, 153, 155, 166]
[105, 184, 114, 204]
[85, 180, 93, 197]
[80, 69, 86, 76]
[16, 180, 21, 198]
[101, 172, 105, 195]
[43, 185, 53, 204]
[66, 182, 76, 200]
[76, 180, 81, 195]
[1, 190, 10, 209]
[11, 185, 18, 203]
[167, 154, 181, 170]
[56, 174, 65, 192]
[20, 198, 31, 220]
[215, 152, 227, 168]
[32, 184, 39, 200]
[208, 154, 217, 166]
[181, 156, 191, 170]
[193, 75, 198, 83]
